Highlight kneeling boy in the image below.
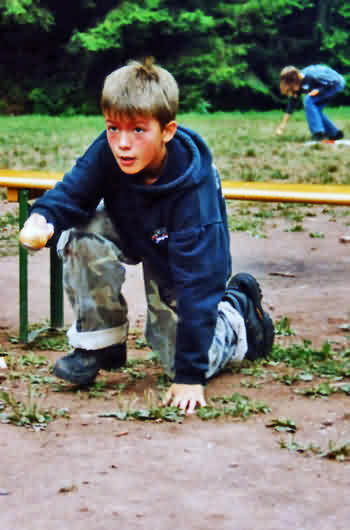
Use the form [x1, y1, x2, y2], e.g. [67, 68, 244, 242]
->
[19, 58, 274, 414]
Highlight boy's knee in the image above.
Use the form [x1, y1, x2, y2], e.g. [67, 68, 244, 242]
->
[58, 229, 121, 264]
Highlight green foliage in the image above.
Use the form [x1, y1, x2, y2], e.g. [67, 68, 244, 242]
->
[275, 316, 296, 337]
[270, 339, 350, 381]
[198, 392, 271, 420]
[0, 383, 69, 429]
[71, 1, 215, 53]
[296, 382, 338, 398]
[1, 1, 350, 114]
[278, 435, 322, 455]
[0, 211, 18, 228]
[99, 405, 184, 423]
[0, 0, 54, 29]
[279, 437, 350, 461]
[266, 417, 297, 433]
[0, 210, 18, 256]
[321, 440, 350, 461]
[16, 326, 69, 351]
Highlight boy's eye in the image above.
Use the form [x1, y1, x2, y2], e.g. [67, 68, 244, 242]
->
[135, 127, 144, 133]
[108, 126, 118, 132]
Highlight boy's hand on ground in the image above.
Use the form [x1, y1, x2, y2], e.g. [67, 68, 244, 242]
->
[19, 213, 54, 250]
[309, 89, 319, 96]
[164, 383, 206, 415]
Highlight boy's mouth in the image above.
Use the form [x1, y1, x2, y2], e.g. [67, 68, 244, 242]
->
[119, 156, 136, 166]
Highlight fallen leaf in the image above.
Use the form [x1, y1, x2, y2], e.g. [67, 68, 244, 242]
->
[58, 483, 77, 494]
[321, 420, 334, 427]
[0, 488, 9, 496]
[337, 323, 350, 331]
[0, 357, 7, 370]
[114, 431, 128, 438]
[269, 271, 296, 278]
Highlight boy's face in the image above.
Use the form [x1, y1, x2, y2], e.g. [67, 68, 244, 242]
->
[280, 80, 300, 96]
[104, 111, 177, 177]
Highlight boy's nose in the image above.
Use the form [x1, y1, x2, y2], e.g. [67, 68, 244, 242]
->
[118, 131, 131, 149]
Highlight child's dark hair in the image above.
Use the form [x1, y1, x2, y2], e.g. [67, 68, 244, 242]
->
[101, 57, 179, 128]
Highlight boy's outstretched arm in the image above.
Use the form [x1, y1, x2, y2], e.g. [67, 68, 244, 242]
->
[276, 113, 290, 135]
[164, 383, 206, 415]
[19, 213, 54, 250]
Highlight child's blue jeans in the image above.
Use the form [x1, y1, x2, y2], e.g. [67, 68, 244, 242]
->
[57, 203, 247, 380]
[304, 83, 344, 138]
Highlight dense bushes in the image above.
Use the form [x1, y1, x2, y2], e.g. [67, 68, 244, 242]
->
[1, 0, 349, 114]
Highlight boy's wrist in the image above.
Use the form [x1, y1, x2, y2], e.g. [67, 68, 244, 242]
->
[173, 373, 206, 386]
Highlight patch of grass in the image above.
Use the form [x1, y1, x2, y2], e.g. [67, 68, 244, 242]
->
[276, 372, 300, 386]
[284, 223, 304, 232]
[239, 365, 267, 378]
[100, 405, 184, 423]
[295, 381, 350, 399]
[0, 211, 18, 228]
[9, 325, 69, 351]
[321, 441, 350, 461]
[155, 373, 172, 390]
[226, 199, 346, 238]
[240, 379, 263, 389]
[279, 437, 350, 462]
[309, 232, 325, 238]
[197, 392, 271, 420]
[296, 382, 338, 398]
[0, 383, 69, 430]
[25, 374, 57, 385]
[0, 210, 19, 256]
[278, 436, 322, 456]
[87, 379, 112, 399]
[121, 364, 147, 380]
[266, 417, 297, 433]
[135, 337, 149, 349]
[0, 115, 104, 172]
[270, 340, 332, 369]
[228, 214, 266, 238]
[17, 352, 49, 367]
[2, 110, 350, 185]
[99, 390, 184, 423]
[275, 316, 296, 336]
[4, 350, 54, 384]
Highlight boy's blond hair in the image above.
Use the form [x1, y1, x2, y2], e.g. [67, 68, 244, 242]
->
[101, 57, 179, 128]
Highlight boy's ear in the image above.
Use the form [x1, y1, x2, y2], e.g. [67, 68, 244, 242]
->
[162, 120, 177, 143]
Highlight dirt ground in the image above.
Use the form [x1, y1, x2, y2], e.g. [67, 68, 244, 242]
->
[1, 201, 350, 530]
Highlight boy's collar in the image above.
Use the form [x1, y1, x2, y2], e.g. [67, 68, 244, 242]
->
[142, 149, 169, 185]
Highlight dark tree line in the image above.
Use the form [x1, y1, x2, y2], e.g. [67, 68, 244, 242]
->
[1, 0, 349, 114]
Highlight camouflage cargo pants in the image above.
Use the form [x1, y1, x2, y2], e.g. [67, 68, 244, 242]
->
[57, 204, 247, 379]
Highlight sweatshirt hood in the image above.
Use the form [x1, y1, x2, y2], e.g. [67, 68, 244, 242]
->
[127, 125, 213, 195]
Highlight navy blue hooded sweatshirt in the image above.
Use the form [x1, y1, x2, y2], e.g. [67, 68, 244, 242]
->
[31, 125, 232, 385]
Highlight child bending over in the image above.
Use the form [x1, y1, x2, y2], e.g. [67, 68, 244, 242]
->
[276, 64, 345, 141]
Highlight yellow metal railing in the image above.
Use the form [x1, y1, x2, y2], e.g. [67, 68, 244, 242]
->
[1, 169, 350, 342]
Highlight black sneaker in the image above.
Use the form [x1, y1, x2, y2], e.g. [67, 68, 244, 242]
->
[329, 130, 344, 141]
[312, 132, 326, 141]
[223, 273, 274, 361]
[52, 343, 127, 385]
